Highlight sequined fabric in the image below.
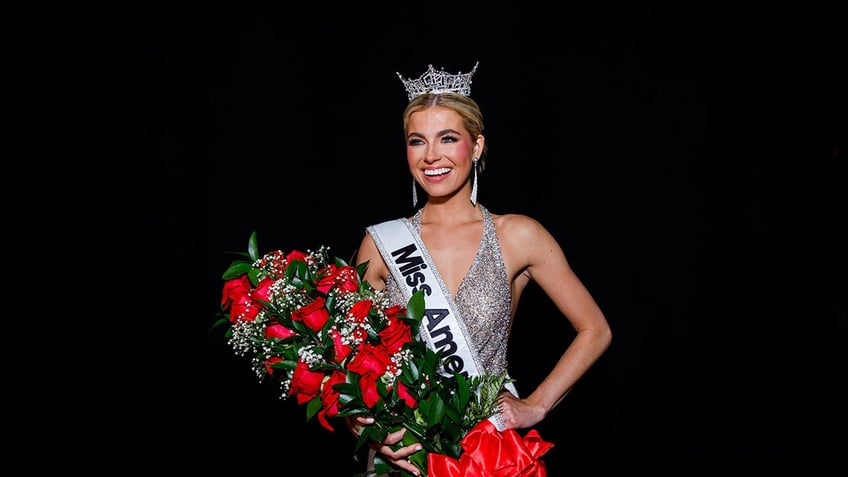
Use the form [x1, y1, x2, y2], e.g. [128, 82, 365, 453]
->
[382, 204, 513, 383]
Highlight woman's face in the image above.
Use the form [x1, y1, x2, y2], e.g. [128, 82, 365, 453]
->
[406, 106, 482, 202]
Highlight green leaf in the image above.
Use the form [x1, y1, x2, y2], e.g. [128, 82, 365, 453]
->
[422, 348, 442, 376]
[360, 426, 389, 446]
[376, 376, 388, 397]
[367, 311, 386, 336]
[399, 359, 420, 386]
[305, 396, 321, 420]
[209, 316, 230, 332]
[289, 318, 311, 336]
[325, 292, 336, 313]
[356, 260, 370, 279]
[443, 440, 463, 460]
[407, 289, 425, 321]
[248, 231, 259, 261]
[247, 267, 261, 286]
[293, 259, 308, 278]
[345, 370, 362, 388]
[222, 261, 252, 280]
[354, 431, 375, 453]
[308, 362, 337, 373]
[333, 382, 359, 395]
[271, 360, 296, 371]
[372, 461, 393, 476]
[336, 405, 370, 418]
[443, 403, 461, 425]
[425, 393, 446, 428]
[456, 373, 471, 410]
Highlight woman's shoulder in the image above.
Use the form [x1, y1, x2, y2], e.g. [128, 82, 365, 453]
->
[490, 210, 544, 228]
[355, 232, 389, 284]
[489, 211, 560, 270]
[489, 211, 549, 240]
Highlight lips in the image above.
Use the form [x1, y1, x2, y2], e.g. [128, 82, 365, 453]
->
[423, 167, 452, 177]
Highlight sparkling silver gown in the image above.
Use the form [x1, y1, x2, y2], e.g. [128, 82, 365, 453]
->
[377, 204, 514, 389]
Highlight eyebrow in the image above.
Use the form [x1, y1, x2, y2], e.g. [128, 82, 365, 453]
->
[407, 128, 463, 139]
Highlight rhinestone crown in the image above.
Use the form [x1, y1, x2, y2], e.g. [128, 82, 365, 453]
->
[397, 62, 479, 101]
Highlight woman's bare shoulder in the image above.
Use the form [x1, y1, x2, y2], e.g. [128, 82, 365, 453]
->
[356, 232, 389, 288]
[356, 233, 380, 264]
[491, 212, 548, 238]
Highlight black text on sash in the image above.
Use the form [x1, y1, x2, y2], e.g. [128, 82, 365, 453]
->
[391, 243, 467, 376]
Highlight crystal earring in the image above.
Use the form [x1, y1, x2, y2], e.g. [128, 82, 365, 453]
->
[470, 158, 479, 206]
[412, 179, 418, 208]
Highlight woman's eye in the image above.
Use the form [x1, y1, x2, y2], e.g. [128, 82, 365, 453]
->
[407, 138, 424, 146]
[441, 135, 458, 143]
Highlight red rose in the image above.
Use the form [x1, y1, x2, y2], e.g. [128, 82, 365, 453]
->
[315, 264, 340, 294]
[265, 323, 296, 339]
[347, 300, 372, 324]
[221, 275, 251, 311]
[356, 372, 381, 409]
[286, 250, 308, 265]
[263, 356, 283, 375]
[379, 313, 413, 354]
[347, 342, 391, 377]
[317, 370, 347, 431]
[316, 264, 361, 295]
[330, 329, 353, 363]
[230, 293, 261, 322]
[347, 343, 393, 408]
[384, 304, 404, 319]
[251, 277, 274, 305]
[334, 266, 360, 293]
[395, 381, 417, 408]
[291, 298, 330, 332]
[288, 360, 325, 405]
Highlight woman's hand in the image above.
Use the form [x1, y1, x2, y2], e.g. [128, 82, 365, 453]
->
[344, 415, 424, 476]
[497, 391, 546, 430]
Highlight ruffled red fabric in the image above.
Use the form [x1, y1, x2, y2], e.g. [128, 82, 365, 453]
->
[427, 420, 554, 476]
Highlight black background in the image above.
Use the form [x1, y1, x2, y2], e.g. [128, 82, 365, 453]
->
[42, 1, 838, 475]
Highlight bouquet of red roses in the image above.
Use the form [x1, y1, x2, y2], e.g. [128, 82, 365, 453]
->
[213, 232, 552, 476]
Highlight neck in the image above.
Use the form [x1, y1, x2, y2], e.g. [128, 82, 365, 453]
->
[419, 197, 481, 225]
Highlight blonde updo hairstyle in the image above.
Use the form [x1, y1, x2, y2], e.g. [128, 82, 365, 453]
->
[402, 92, 488, 172]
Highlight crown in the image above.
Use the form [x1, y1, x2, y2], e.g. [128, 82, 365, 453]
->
[397, 62, 479, 101]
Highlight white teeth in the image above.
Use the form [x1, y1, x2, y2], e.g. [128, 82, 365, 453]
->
[424, 168, 451, 176]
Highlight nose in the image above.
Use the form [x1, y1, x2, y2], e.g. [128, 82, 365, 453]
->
[424, 144, 441, 164]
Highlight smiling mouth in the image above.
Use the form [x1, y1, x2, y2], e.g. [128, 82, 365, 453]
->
[423, 168, 451, 177]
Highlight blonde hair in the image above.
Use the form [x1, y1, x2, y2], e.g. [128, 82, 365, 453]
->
[402, 92, 488, 171]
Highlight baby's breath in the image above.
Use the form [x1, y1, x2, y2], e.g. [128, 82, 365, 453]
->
[298, 345, 324, 366]
[228, 312, 269, 356]
[254, 250, 289, 278]
[392, 348, 414, 368]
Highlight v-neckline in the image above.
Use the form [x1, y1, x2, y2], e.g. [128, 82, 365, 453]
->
[409, 206, 487, 300]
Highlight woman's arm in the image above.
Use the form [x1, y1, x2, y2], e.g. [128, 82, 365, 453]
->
[497, 215, 612, 429]
[354, 232, 388, 290]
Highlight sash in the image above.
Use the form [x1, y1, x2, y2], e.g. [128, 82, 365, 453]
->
[368, 219, 485, 379]
[367, 218, 515, 430]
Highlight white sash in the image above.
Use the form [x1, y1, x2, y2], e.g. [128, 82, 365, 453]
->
[367, 218, 514, 430]
[368, 219, 485, 380]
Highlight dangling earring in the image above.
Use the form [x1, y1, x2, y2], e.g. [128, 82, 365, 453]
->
[470, 158, 479, 206]
[412, 179, 418, 208]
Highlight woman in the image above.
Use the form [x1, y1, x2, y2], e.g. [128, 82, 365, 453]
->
[348, 63, 612, 476]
